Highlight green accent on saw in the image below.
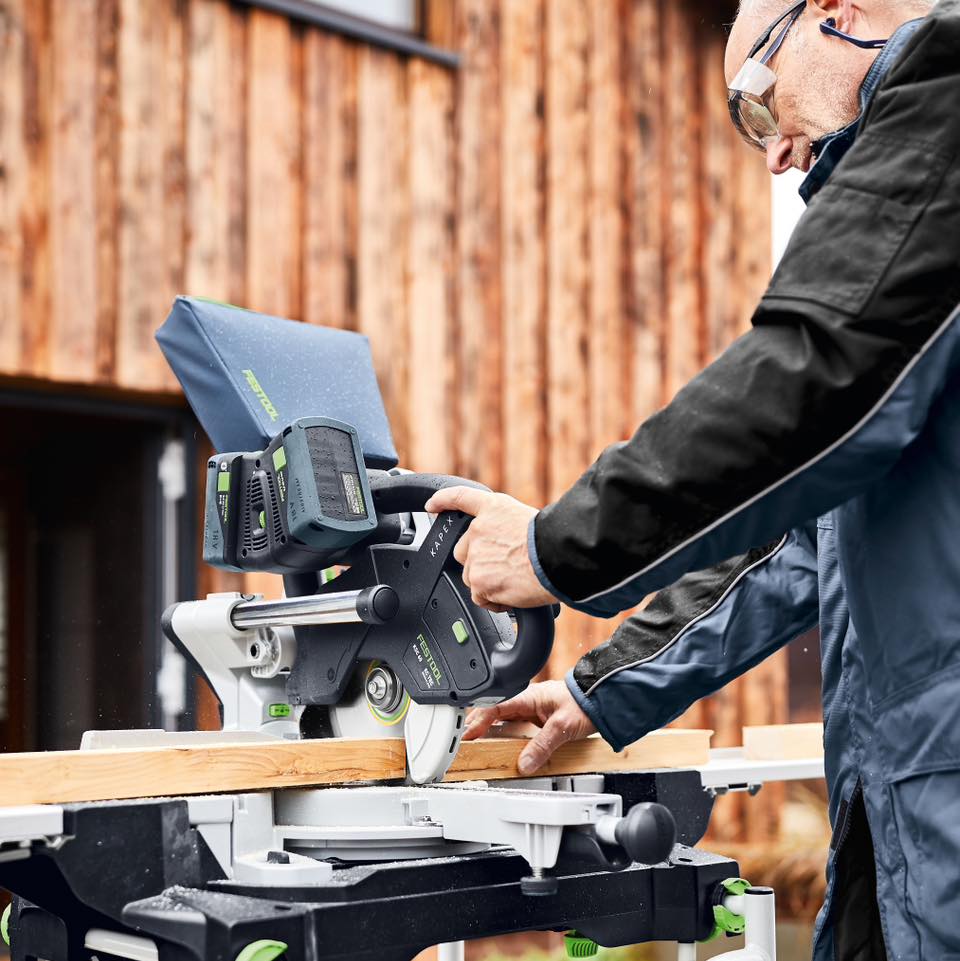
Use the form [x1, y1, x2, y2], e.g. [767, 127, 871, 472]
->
[453, 619, 469, 645]
[192, 296, 250, 311]
[704, 877, 750, 942]
[218, 470, 231, 492]
[2, 902, 11, 946]
[272, 446, 287, 472]
[258, 510, 266, 529]
[234, 940, 288, 961]
[563, 932, 598, 958]
[320, 566, 338, 585]
[268, 703, 291, 718]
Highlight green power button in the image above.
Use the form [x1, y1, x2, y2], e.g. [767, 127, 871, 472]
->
[453, 620, 469, 644]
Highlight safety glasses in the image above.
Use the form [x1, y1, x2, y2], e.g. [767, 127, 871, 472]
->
[728, 0, 806, 152]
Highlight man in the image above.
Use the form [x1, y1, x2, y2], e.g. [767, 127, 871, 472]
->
[425, 0, 959, 957]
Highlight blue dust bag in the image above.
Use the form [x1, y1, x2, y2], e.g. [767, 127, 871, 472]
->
[156, 297, 398, 469]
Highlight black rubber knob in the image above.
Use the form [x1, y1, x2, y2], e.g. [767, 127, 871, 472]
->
[357, 585, 400, 624]
[614, 803, 677, 865]
[521, 874, 559, 896]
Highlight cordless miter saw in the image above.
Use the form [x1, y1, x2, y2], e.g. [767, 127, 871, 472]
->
[146, 297, 558, 783]
[163, 414, 555, 782]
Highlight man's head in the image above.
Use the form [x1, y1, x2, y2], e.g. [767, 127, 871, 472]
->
[725, 0, 934, 174]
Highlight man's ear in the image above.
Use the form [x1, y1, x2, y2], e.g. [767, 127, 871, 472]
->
[808, 0, 856, 30]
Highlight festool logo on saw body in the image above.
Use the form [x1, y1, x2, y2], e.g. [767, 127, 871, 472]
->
[417, 634, 444, 686]
[241, 369, 279, 422]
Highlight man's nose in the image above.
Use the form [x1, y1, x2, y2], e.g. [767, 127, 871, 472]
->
[766, 137, 793, 175]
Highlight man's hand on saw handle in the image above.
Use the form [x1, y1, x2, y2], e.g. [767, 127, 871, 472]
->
[463, 680, 598, 775]
[424, 486, 557, 611]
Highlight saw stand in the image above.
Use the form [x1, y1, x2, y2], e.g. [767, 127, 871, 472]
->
[0, 752, 821, 961]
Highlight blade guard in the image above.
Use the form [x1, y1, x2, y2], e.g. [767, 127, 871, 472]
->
[404, 702, 466, 784]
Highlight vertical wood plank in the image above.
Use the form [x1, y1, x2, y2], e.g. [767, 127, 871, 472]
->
[623, 0, 663, 426]
[701, 29, 737, 364]
[246, 9, 301, 319]
[545, 0, 589, 496]
[117, 0, 181, 390]
[500, 0, 545, 507]
[94, 0, 120, 381]
[587, 0, 626, 445]
[454, 0, 502, 489]
[357, 47, 409, 460]
[162, 0, 186, 376]
[733, 149, 773, 338]
[19, 0, 52, 377]
[0, 0, 26, 374]
[407, 59, 455, 473]
[186, 0, 248, 306]
[661, 0, 703, 402]
[422, 0, 456, 48]
[49, 0, 98, 382]
[545, 0, 591, 676]
[302, 33, 357, 330]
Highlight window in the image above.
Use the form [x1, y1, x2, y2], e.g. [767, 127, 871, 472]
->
[305, 0, 417, 33]
[235, 0, 458, 68]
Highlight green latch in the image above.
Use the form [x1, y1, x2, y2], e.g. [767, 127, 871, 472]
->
[452, 619, 469, 644]
[268, 703, 292, 718]
[705, 877, 751, 941]
[2, 902, 11, 946]
[258, 510, 266, 529]
[235, 939, 288, 961]
[272, 446, 287, 472]
[218, 470, 231, 492]
[564, 931, 599, 957]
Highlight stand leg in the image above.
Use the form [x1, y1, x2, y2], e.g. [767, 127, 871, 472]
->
[678, 943, 697, 961]
[437, 943, 465, 961]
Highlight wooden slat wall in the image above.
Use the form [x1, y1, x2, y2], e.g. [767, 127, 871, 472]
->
[0, 0, 782, 838]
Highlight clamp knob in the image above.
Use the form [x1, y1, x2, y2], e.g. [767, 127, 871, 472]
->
[612, 802, 677, 865]
[559, 802, 677, 873]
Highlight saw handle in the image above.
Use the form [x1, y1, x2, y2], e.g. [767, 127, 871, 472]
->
[368, 470, 489, 514]
[493, 606, 556, 681]
[370, 471, 557, 683]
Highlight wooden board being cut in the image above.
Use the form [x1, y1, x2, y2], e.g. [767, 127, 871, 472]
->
[0, 738, 407, 808]
[743, 723, 824, 761]
[0, 729, 712, 807]
[444, 729, 712, 782]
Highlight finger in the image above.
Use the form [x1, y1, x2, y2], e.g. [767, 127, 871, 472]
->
[517, 715, 572, 775]
[453, 528, 471, 566]
[462, 706, 502, 740]
[424, 486, 492, 517]
[465, 693, 541, 739]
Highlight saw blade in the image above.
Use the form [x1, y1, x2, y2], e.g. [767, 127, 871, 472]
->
[327, 661, 409, 740]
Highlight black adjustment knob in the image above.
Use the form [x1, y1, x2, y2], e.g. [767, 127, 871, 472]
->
[521, 873, 559, 896]
[357, 585, 400, 624]
[614, 803, 676, 865]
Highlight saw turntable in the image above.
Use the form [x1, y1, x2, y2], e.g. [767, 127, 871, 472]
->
[0, 300, 819, 961]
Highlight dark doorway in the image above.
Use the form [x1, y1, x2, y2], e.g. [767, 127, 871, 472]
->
[0, 392, 197, 752]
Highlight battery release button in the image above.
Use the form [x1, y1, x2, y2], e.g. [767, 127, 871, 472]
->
[453, 619, 469, 644]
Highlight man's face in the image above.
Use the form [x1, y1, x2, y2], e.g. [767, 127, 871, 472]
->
[725, 1, 878, 174]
